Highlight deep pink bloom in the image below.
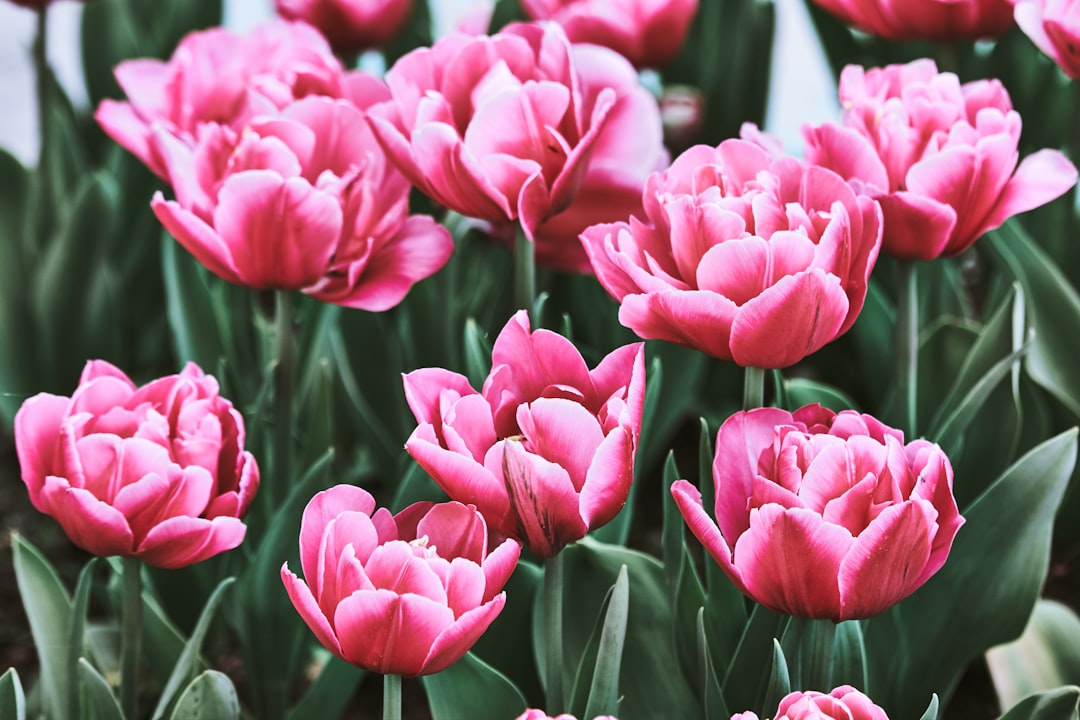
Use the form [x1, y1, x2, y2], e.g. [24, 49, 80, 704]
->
[732, 686, 889, 720]
[14, 361, 258, 569]
[804, 60, 1078, 261]
[808, 0, 1015, 41]
[367, 22, 635, 243]
[95, 19, 367, 179]
[281, 485, 520, 676]
[150, 93, 452, 311]
[1013, 0, 1080, 79]
[672, 405, 963, 621]
[275, 0, 413, 56]
[403, 311, 644, 558]
[517, 712, 617, 720]
[580, 139, 882, 369]
[520, 0, 699, 69]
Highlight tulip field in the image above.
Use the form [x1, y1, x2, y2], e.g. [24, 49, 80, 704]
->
[3, 0, 1080, 718]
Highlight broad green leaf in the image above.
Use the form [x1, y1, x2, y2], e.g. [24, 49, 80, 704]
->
[170, 671, 240, 720]
[584, 565, 630, 720]
[988, 600, 1080, 710]
[471, 560, 543, 706]
[721, 605, 788, 715]
[780, 617, 835, 692]
[760, 640, 791, 717]
[422, 652, 527, 720]
[697, 609, 729, 720]
[78, 658, 124, 720]
[568, 575, 619, 717]
[831, 620, 868, 693]
[68, 558, 98, 720]
[286, 654, 364, 720]
[997, 687, 1080, 720]
[0, 668, 25, 720]
[162, 237, 224, 369]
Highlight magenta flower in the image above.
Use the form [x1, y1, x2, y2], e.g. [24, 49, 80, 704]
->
[403, 311, 644, 558]
[275, 0, 413, 56]
[520, 0, 699, 69]
[281, 485, 520, 676]
[150, 93, 452, 311]
[809, 0, 1015, 41]
[672, 405, 963, 621]
[580, 139, 882, 369]
[1013, 0, 1080, 79]
[14, 361, 258, 569]
[804, 59, 1078, 261]
[732, 686, 889, 720]
[517, 712, 617, 720]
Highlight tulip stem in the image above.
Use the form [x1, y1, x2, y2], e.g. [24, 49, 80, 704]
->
[273, 289, 296, 507]
[515, 224, 536, 324]
[743, 366, 765, 410]
[544, 552, 566, 712]
[383, 673, 401, 720]
[120, 556, 142, 720]
[32, 6, 51, 241]
[895, 260, 919, 438]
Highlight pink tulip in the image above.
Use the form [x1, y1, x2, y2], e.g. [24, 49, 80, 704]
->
[672, 405, 963, 621]
[580, 139, 882, 369]
[403, 311, 644, 558]
[1013, 0, 1080, 79]
[517, 712, 618, 720]
[95, 19, 367, 179]
[809, 0, 1014, 41]
[520, 0, 699, 69]
[732, 686, 889, 720]
[281, 485, 520, 676]
[804, 60, 1078, 261]
[14, 361, 258, 569]
[275, 0, 413, 56]
[150, 92, 452, 311]
[367, 22, 638, 243]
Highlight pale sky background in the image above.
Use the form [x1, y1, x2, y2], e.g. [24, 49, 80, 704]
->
[0, 0, 838, 166]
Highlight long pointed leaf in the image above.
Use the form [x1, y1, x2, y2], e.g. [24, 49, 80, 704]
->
[170, 671, 240, 720]
[78, 658, 124, 720]
[584, 565, 630, 720]
[422, 651, 527, 720]
[0, 668, 25, 720]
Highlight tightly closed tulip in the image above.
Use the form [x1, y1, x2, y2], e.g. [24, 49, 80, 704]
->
[804, 60, 1078, 261]
[95, 19, 364, 179]
[150, 94, 452, 311]
[520, 0, 699, 69]
[1013, 0, 1080, 79]
[367, 22, 639, 243]
[15, 361, 258, 569]
[580, 139, 882, 369]
[809, 0, 1014, 41]
[731, 686, 889, 720]
[281, 485, 520, 676]
[671, 405, 964, 621]
[403, 311, 644, 557]
[276, 0, 413, 56]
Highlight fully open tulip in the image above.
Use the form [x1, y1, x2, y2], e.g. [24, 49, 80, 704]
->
[275, 0, 413, 56]
[14, 361, 258, 569]
[808, 0, 1015, 41]
[520, 0, 699, 69]
[1013, 0, 1080, 79]
[580, 139, 882, 369]
[150, 93, 452, 310]
[403, 311, 644, 557]
[95, 18, 365, 179]
[732, 686, 889, 720]
[281, 485, 520, 676]
[671, 404, 963, 621]
[804, 59, 1078, 261]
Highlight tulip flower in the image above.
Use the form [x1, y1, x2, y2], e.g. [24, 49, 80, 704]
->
[403, 311, 644, 557]
[808, 0, 1015, 41]
[95, 18, 366, 179]
[517, 712, 617, 720]
[14, 361, 259, 569]
[281, 485, 520, 676]
[580, 139, 882, 369]
[275, 0, 413, 56]
[732, 686, 889, 720]
[803, 59, 1078, 261]
[150, 93, 452, 311]
[1013, 0, 1080, 79]
[672, 404, 963, 621]
[520, 0, 699, 69]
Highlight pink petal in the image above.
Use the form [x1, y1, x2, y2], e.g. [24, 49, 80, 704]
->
[618, 289, 739, 361]
[41, 479, 134, 557]
[578, 427, 634, 530]
[402, 368, 477, 426]
[363, 541, 448, 603]
[405, 427, 510, 523]
[300, 485, 377, 587]
[442, 557, 486, 616]
[281, 563, 344, 658]
[14, 393, 70, 508]
[670, 479, 748, 594]
[93, 100, 160, 176]
[335, 590, 455, 676]
[481, 539, 522, 602]
[136, 515, 246, 568]
[152, 195, 245, 284]
[985, 149, 1078, 234]
[516, 397, 606, 491]
[876, 191, 957, 261]
[415, 502, 488, 564]
[420, 594, 507, 675]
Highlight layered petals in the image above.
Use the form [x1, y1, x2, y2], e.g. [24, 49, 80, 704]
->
[1014, 0, 1080, 79]
[736, 686, 890, 720]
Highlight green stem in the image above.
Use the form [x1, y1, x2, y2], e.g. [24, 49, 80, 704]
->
[743, 366, 765, 411]
[120, 556, 142, 720]
[515, 224, 536, 324]
[1069, 83, 1080, 170]
[32, 6, 50, 239]
[544, 552, 565, 712]
[383, 673, 401, 720]
[273, 290, 296, 507]
[896, 260, 919, 438]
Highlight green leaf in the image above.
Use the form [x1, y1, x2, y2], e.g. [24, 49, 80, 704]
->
[0, 668, 26, 720]
[831, 620, 868, 692]
[697, 609, 729, 720]
[780, 617, 835, 693]
[421, 652, 527, 720]
[68, 558, 98, 720]
[864, 428, 1079, 718]
[997, 687, 1080, 720]
[919, 694, 941, 720]
[584, 565, 630, 720]
[78, 658, 124, 720]
[162, 236, 224, 369]
[760, 640, 791, 717]
[169, 671, 240, 720]
[722, 605, 788, 715]
[988, 600, 1080, 710]
[463, 317, 492, 391]
[286, 654, 364, 720]
[783, 378, 858, 412]
[11, 533, 72, 720]
[470, 560, 543, 705]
